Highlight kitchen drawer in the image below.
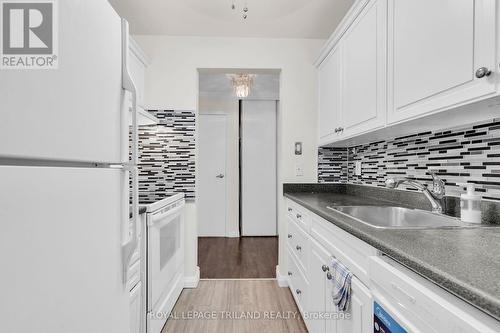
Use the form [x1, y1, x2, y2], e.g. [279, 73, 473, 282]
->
[369, 256, 500, 333]
[287, 216, 309, 272]
[287, 248, 308, 313]
[310, 213, 377, 286]
[286, 199, 310, 232]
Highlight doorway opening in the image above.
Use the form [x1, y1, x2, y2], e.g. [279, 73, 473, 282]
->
[197, 69, 280, 279]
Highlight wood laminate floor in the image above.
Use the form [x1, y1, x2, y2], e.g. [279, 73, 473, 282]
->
[198, 237, 278, 279]
[162, 280, 308, 333]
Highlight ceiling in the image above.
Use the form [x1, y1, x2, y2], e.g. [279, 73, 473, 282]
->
[109, 0, 355, 39]
[199, 70, 280, 100]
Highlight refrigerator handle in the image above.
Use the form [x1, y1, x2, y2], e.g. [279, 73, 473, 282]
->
[121, 19, 139, 285]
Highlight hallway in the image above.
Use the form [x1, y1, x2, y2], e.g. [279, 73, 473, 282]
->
[198, 237, 278, 279]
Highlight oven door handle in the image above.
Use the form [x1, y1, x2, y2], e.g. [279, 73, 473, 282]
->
[149, 201, 185, 227]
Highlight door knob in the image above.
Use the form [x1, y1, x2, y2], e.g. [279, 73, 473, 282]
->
[216, 174, 225, 178]
[476, 67, 492, 79]
[322, 265, 329, 272]
[326, 272, 333, 280]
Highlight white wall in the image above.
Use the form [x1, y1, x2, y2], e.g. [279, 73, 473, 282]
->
[134, 35, 324, 279]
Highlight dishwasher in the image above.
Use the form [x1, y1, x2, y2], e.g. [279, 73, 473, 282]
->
[369, 255, 500, 333]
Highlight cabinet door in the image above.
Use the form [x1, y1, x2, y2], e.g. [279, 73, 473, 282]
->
[308, 240, 332, 333]
[341, 0, 387, 137]
[332, 277, 372, 333]
[318, 45, 342, 145]
[388, 0, 497, 124]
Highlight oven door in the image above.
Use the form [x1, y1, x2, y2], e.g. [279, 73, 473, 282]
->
[147, 199, 185, 312]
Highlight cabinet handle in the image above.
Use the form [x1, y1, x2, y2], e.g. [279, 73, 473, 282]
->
[296, 213, 302, 219]
[288, 207, 293, 212]
[288, 271, 293, 276]
[326, 272, 333, 280]
[338, 127, 344, 133]
[334, 128, 339, 133]
[296, 245, 302, 251]
[476, 67, 492, 78]
[296, 289, 302, 295]
[322, 265, 329, 272]
[287, 234, 293, 239]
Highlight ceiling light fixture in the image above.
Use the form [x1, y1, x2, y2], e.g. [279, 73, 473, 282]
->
[227, 74, 256, 98]
[230, 1, 249, 19]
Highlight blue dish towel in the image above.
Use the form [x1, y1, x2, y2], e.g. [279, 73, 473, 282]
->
[329, 257, 353, 312]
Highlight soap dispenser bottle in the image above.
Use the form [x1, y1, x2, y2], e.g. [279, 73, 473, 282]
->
[460, 184, 482, 224]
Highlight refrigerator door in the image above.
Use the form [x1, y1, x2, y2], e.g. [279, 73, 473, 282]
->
[0, 166, 130, 333]
[0, 0, 128, 163]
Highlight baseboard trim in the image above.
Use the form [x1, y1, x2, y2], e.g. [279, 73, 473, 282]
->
[276, 265, 288, 287]
[184, 266, 200, 288]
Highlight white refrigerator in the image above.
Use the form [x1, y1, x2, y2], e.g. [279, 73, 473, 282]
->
[0, 1, 140, 332]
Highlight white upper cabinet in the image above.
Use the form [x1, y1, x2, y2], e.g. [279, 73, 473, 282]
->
[340, 0, 387, 137]
[318, 45, 342, 146]
[316, 0, 499, 146]
[387, 0, 497, 124]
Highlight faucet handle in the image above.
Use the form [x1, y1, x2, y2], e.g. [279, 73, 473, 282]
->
[385, 178, 397, 188]
[427, 171, 445, 198]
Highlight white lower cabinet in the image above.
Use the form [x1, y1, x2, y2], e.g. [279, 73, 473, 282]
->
[285, 198, 500, 333]
[287, 210, 373, 333]
[307, 239, 330, 333]
[307, 238, 372, 333]
[332, 277, 372, 333]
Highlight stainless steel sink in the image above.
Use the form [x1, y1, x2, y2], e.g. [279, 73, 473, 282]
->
[327, 206, 467, 229]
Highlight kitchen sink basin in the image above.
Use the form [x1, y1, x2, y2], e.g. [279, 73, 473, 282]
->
[327, 206, 467, 229]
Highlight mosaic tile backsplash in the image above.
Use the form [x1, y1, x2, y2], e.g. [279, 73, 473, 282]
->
[318, 119, 500, 201]
[133, 110, 196, 203]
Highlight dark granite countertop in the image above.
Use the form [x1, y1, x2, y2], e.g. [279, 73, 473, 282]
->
[284, 184, 500, 321]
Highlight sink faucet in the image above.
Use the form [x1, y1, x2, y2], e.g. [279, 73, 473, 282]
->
[385, 172, 446, 214]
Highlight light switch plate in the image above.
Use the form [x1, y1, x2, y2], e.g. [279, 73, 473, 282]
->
[355, 161, 362, 176]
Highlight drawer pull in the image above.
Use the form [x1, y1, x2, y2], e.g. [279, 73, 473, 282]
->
[296, 289, 302, 295]
[296, 245, 302, 251]
[390, 282, 416, 304]
[322, 265, 329, 272]
[288, 208, 293, 212]
[296, 213, 302, 219]
[288, 271, 293, 276]
[326, 272, 333, 280]
[287, 234, 292, 239]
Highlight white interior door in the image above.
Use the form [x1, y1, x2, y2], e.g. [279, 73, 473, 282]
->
[198, 114, 227, 237]
[241, 100, 277, 236]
